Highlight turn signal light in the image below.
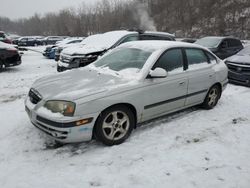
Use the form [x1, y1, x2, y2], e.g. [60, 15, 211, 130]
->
[76, 118, 93, 126]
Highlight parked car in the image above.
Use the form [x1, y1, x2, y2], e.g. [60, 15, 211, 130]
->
[25, 41, 228, 146]
[43, 38, 84, 59]
[0, 41, 21, 70]
[18, 36, 42, 46]
[0, 31, 12, 44]
[195, 36, 243, 59]
[225, 45, 250, 86]
[40, 36, 67, 45]
[57, 30, 175, 72]
[11, 36, 21, 45]
[54, 38, 84, 60]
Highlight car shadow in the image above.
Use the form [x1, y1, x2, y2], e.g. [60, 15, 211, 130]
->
[44, 106, 201, 155]
[0, 67, 20, 73]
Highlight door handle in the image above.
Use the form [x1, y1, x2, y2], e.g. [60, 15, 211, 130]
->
[179, 82, 186, 86]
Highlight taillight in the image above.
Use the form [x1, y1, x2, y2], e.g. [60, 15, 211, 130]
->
[4, 39, 12, 44]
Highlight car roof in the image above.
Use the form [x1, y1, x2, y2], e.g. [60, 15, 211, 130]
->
[200, 36, 240, 40]
[119, 40, 208, 51]
[143, 31, 175, 38]
[103, 30, 138, 36]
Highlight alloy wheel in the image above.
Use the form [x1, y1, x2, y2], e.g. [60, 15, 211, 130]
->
[102, 111, 130, 141]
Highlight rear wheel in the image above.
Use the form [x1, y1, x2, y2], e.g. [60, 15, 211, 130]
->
[94, 105, 135, 146]
[202, 85, 221, 109]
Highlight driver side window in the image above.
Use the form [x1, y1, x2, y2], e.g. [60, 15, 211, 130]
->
[153, 49, 184, 73]
[220, 40, 228, 49]
[119, 35, 139, 45]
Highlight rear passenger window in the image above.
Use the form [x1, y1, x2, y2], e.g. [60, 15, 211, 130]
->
[153, 49, 183, 73]
[119, 36, 139, 44]
[228, 39, 242, 47]
[186, 49, 209, 69]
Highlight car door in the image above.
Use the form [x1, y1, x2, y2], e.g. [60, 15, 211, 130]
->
[20, 38, 28, 46]
[27, 38, 35, 46]
[184, 48, 216, 106]
[141, 48, 188, 121]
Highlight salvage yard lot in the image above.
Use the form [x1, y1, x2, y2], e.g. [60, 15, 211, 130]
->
[0, 49, 250, 188]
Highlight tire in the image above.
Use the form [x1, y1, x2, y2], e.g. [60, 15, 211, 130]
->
[0, 60, 3, 71]
[57, 65, 64, 72]
[202, 85, 221, 109]
[94, 105, 135, 146]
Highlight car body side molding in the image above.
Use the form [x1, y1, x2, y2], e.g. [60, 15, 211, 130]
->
[144, 89, 208, 110]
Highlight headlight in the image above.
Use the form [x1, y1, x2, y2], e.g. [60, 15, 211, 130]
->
[44, 100, 75, 116]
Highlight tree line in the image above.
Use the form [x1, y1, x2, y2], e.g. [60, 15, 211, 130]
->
[0, 0, 249, 39]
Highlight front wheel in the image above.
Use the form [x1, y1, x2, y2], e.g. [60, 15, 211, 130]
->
[94, 105, 135, 146]
[202, 85, 221, 109]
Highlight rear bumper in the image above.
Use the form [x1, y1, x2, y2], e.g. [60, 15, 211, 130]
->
[43, 51, 55, 59]
[228, 70, 250, 87]
[4, 54, 22, 67]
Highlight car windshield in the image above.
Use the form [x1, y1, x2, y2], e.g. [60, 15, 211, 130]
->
[195, 37, 222, 48]
[93, 48, 152, 73]
[238, 45, 250, 55]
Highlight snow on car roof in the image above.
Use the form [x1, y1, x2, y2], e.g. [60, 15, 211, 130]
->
[144, 31, 175, 37]
[119, 40, 206, 52]
[62, 31, 137, 55]
[57, 37, 83, 45]
[82, 30, 137, 49]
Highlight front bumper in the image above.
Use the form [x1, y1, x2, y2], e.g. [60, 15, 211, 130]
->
[25, 98, 98, 143]
[228, 70, 250, 87]
[57, 61, 79, 72]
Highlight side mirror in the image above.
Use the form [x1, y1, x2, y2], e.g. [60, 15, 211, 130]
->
[148, 68, 167, 78]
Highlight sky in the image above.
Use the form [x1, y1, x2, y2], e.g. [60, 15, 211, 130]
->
[0, 0, 99, 20]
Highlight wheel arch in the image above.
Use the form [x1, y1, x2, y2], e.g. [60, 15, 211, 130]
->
[92, 103, 138, 139]
[211, 82, 222, 98]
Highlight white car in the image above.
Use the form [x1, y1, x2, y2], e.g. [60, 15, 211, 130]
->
[57, 30, 175, 72]
[25, 41, 228, 146]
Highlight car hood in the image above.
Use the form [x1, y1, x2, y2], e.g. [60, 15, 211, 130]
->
[32, 67, 138, 102]
[226, 54, 250, 64]
[62, 44, 106, 56]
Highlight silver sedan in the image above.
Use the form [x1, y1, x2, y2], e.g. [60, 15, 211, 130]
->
[25, 41, 228, 146]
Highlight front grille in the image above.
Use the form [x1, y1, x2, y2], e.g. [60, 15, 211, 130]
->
[76, 57, 98, 67]
[60, 55, 72, 63]
[29, 88, 42, 104]
[227, 63, 250, 74]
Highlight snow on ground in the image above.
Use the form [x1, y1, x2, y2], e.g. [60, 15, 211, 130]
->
[0, 49, 250, 188]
